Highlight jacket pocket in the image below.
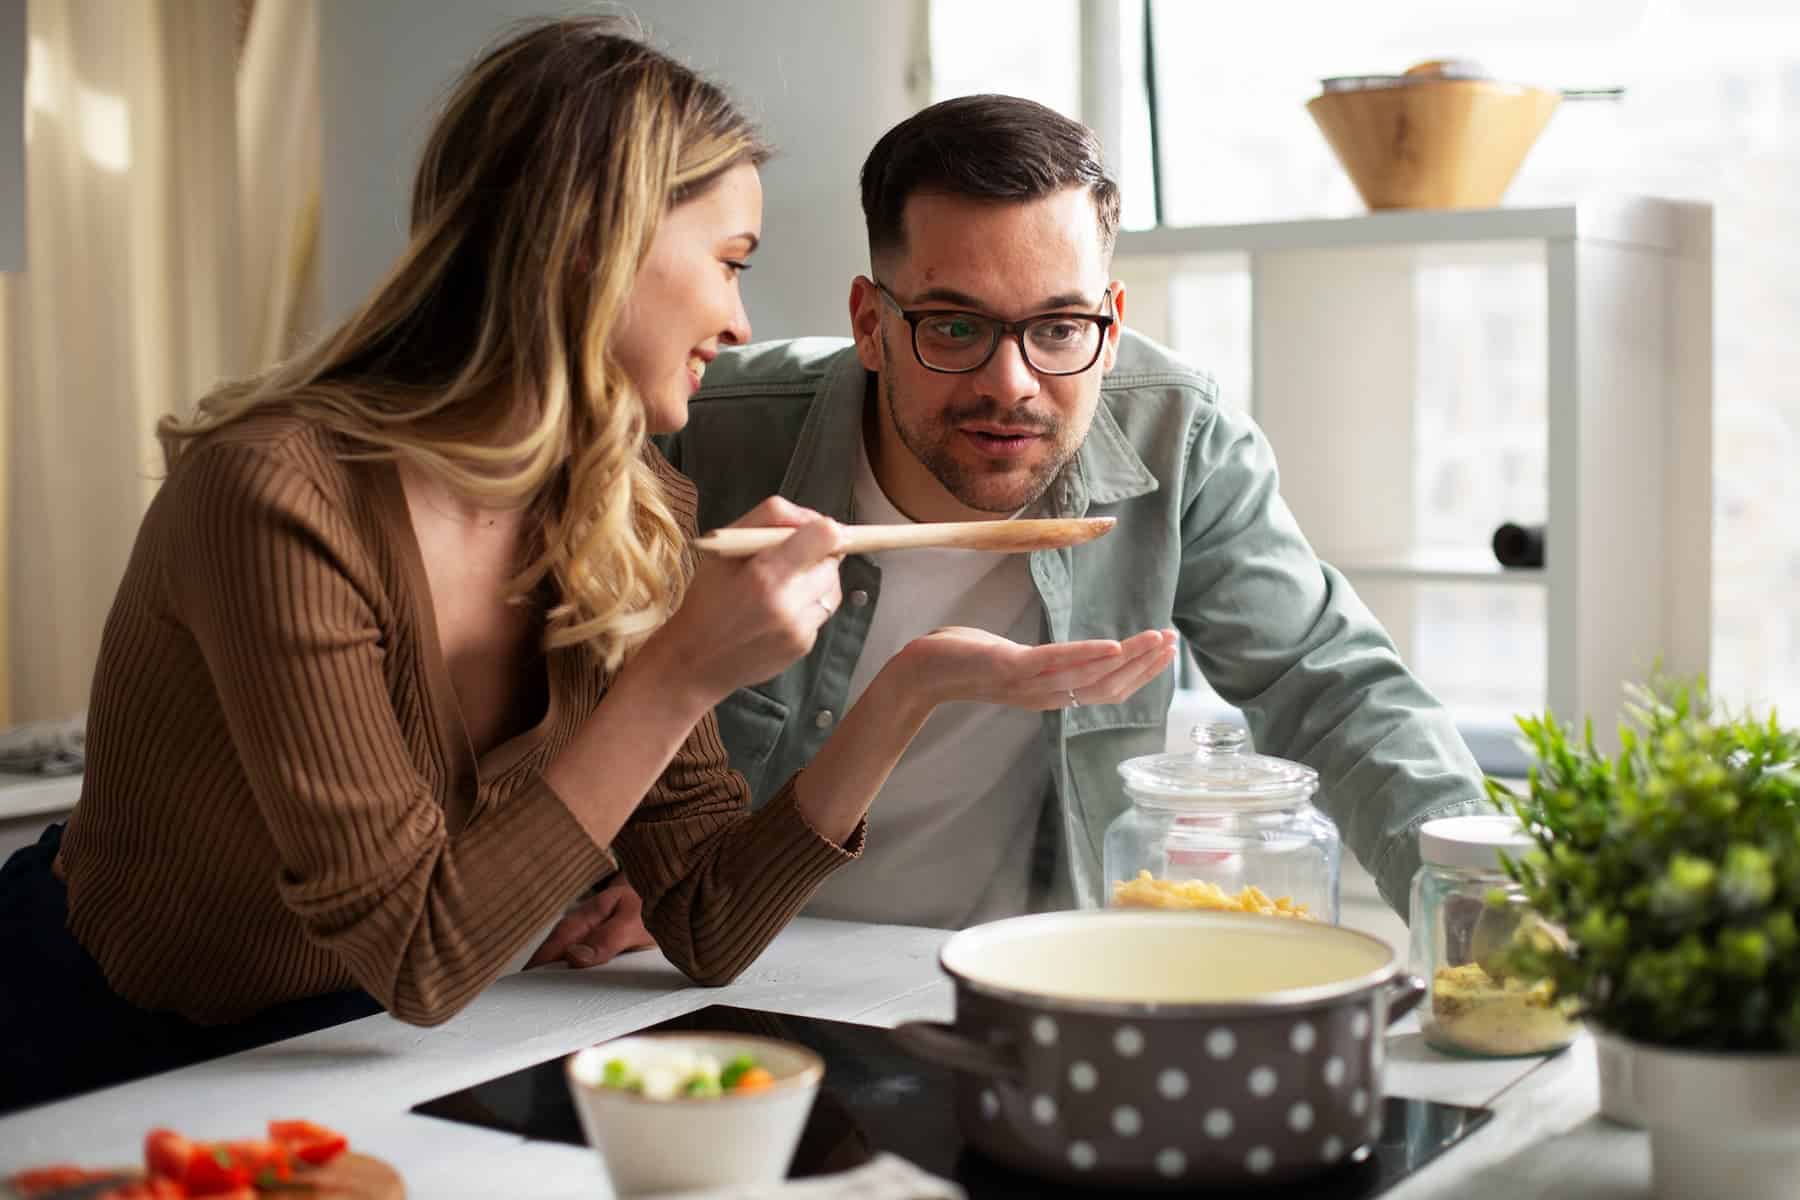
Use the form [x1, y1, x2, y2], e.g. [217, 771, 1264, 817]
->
[715, 686, 791, 808]
[1063, 672, 1174, 737]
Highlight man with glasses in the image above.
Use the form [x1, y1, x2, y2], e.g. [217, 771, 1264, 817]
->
[659, 94, 1487, 929]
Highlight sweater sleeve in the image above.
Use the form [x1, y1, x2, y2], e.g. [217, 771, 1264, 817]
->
[605, 447, 864, 984]
[611, 716, 865, 986]
[169, 441, 612, 1024]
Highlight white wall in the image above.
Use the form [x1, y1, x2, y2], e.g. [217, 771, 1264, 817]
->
[318, 0, 924, 342]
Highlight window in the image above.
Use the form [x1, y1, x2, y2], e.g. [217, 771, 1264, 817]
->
[1136, 0, 1800, 718]
[927, 0, 1080, 119]
[935, 0, 1800, 725]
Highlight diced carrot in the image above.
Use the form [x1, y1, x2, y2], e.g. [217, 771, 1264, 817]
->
[180, 1143, 250, 1195]
[268, 1119, 349, 1167]
[221, 1138, 290, 1185]
[145, 1128, 193, 1181]
[730, 1066, 776, 1093]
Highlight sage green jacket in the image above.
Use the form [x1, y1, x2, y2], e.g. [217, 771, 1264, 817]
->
[662, 330, 1487, 915]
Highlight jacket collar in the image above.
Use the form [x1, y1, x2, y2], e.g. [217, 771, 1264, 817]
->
[778, 349, 1159, 520]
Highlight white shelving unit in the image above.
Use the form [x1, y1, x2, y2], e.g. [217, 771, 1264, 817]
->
[1118, 197, 1713, 750]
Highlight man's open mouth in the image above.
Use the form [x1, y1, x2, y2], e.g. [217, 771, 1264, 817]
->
[961, 427, 1044, 456]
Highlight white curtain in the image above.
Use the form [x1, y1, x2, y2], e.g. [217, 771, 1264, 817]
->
[238, 0, 321, 368]
[0, 0, 320, 725]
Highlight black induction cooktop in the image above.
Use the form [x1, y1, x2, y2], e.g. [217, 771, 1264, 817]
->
[413, 1004, 1491, 1197]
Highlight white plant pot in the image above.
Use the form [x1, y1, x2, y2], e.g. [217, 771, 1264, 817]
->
[1631, 1039, 1800, 1200]
[1589, 1027, 1643, 1128]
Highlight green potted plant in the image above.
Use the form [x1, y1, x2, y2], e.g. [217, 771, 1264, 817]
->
[1485, 677, 1800, 1200]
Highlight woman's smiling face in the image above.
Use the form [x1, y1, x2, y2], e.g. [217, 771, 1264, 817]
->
[613, 162, 762, 434]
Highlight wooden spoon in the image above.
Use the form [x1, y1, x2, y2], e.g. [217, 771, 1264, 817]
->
[694, 516, 1116, 558]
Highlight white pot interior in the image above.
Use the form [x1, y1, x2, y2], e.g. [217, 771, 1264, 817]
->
[942, 910, 1394, 1004]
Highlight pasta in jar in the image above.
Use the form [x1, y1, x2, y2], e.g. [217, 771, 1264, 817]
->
[1111, 870, 1314, 919]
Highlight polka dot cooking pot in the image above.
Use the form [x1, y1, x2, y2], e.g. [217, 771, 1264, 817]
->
[893, 909, 1425, 1190]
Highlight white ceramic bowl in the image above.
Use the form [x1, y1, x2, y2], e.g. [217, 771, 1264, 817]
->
[565, 1032, 823, 1196]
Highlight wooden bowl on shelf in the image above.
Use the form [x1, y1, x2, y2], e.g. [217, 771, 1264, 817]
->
[1306, 64, 1562, 210]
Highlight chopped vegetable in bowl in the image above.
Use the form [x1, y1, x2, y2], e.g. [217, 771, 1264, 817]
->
[566, 1034, 823, 1192]
[595, 1046, 775, 1100]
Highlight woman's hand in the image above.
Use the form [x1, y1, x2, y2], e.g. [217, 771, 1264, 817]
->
[525, 875, 656, 970]
[634, 497, 848, 711]
[890, 627, 1179, 710]
[547, 498, 847, 858]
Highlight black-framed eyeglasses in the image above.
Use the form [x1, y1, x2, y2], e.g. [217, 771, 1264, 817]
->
[873, 281, 1115, 376]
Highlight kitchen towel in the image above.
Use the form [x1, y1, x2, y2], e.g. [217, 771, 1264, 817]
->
[658, 1153, 965, 1200]
[0, 715, 86, 776]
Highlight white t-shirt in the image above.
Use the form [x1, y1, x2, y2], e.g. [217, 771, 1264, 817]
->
[800, 440, 1050, 929]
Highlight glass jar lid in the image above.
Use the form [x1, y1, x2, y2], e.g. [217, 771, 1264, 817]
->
[1418, 815, 1536, 872]
[1117, 723, 1319, 812]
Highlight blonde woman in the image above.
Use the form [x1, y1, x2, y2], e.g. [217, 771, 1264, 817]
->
[0, 19, 1169, 1114]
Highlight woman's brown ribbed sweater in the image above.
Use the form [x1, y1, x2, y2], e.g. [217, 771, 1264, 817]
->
[57, 413, 860, 1026]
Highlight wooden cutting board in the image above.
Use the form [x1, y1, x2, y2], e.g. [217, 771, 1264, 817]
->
[284, 1152, 405, 1199]
[5, 1152, 404, 1199]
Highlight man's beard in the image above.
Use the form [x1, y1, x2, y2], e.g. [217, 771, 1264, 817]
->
[881, 331, 1073, 514]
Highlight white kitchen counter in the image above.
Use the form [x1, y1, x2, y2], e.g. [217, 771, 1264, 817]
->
[0, 771, 81, 862]
[0, 770, 81, 822]
[0, 916, 1638, 1198]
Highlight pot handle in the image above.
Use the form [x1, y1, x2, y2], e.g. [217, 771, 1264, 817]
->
[892, 1021, 1024, 1082]
[1383, 973, 1428, 1025]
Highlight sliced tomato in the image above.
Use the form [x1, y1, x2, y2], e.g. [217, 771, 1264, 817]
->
[291, 1139, 348, 1167]
[178, 1143, 250, 1196]
[267, 1119, 349, 1167]
[144, 1128, 194, 1181]
[219, 1138, 289, 1186]
[266, 1119, 335, 1142]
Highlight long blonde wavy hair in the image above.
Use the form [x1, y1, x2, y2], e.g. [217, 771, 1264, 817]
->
[160, 17, 770, 671]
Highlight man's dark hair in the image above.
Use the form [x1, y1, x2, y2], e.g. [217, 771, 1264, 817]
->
[859, 94, 1121, 263]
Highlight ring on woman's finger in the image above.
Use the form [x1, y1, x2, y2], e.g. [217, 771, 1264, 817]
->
[1067, 687, 1081, 708]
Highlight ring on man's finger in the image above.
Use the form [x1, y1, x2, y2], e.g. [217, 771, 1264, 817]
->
[1067, 687, 1081, 708]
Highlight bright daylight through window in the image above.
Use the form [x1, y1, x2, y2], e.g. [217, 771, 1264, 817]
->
[931, 0, 1800, 736]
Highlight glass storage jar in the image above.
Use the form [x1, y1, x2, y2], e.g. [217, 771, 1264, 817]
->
[1409, 815, 1578, 1057]
[1103, 724, 1340, 922]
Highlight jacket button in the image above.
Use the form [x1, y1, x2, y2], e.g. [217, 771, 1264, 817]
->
[814, 709, 835, 730]
[848, 590, 870, 608]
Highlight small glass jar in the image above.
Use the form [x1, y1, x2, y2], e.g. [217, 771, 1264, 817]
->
[1409, 815, 1578, 1057]
[1103, 724, 1340, 922]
